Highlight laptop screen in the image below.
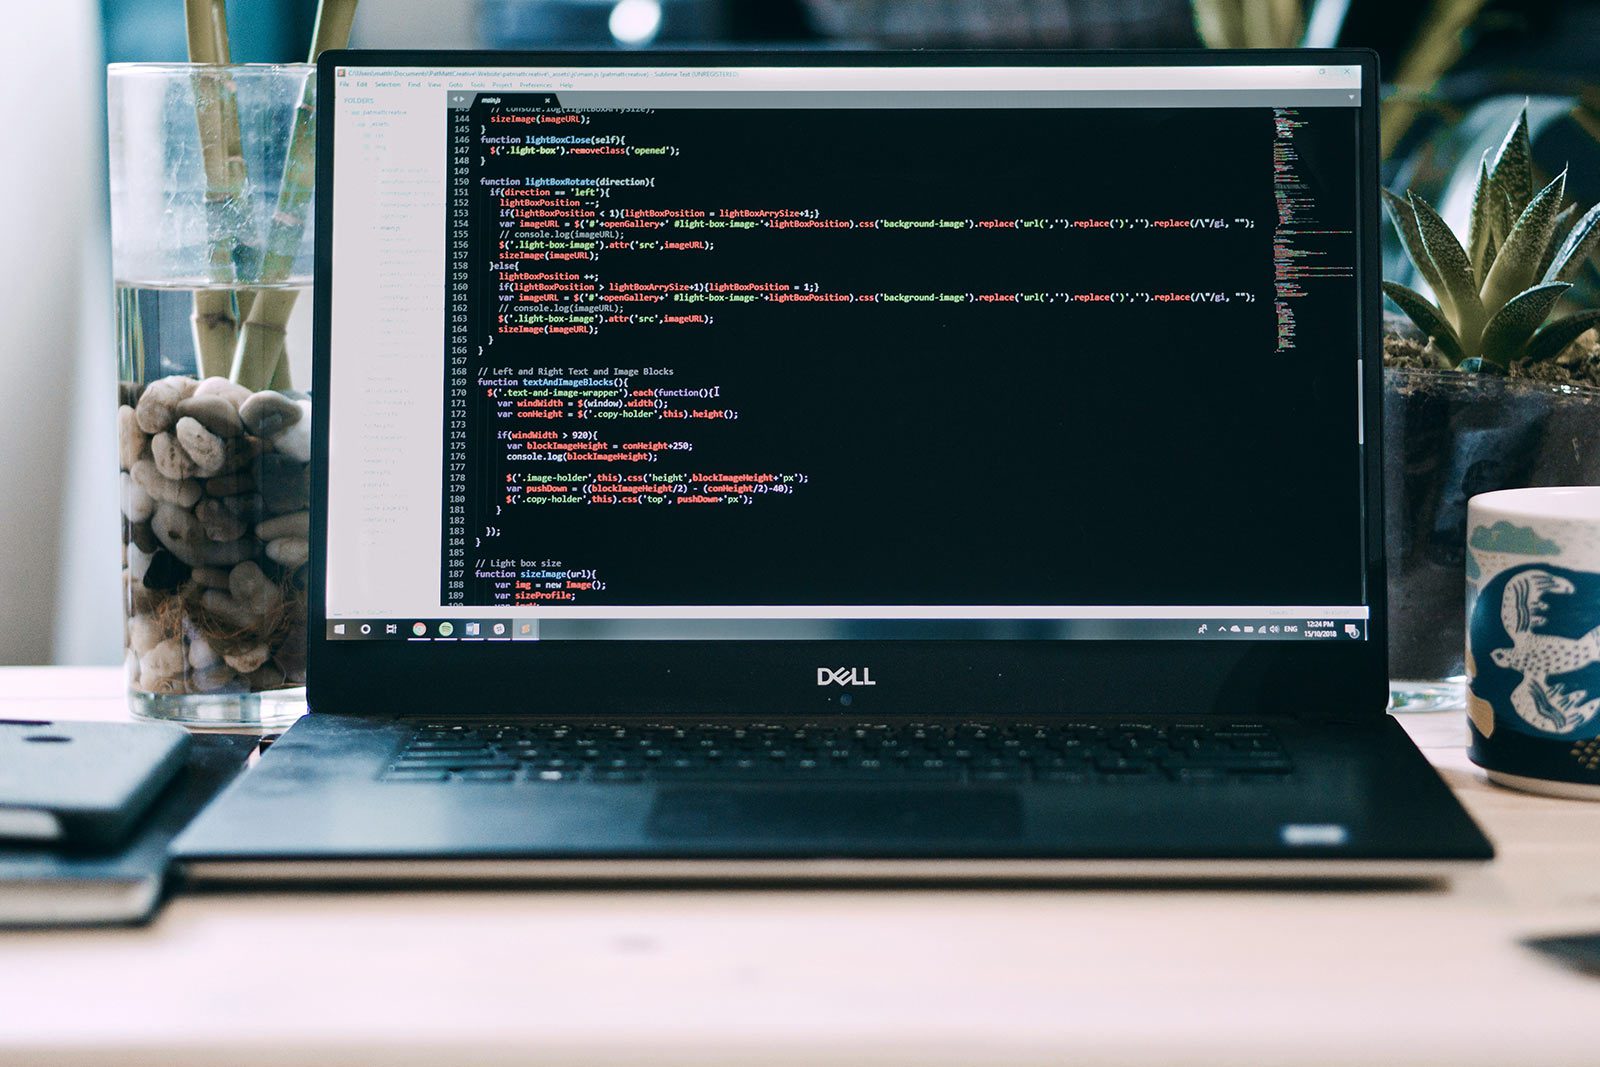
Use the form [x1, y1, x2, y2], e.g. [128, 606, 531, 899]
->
[323, 59, 1371, 647]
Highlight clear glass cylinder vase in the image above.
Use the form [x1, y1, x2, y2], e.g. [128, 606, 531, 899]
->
[109, 64, 316, 727]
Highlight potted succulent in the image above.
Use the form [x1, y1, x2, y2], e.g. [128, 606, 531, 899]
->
[1382, 107, 1600, 706]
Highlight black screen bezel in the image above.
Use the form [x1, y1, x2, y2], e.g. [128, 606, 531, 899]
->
[308, 48, 1387, 720]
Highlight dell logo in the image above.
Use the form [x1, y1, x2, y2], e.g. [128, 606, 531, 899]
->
[817, 667, 876, 687]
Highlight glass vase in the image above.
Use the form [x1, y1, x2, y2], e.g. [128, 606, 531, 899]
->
[109, 64, 316, 727]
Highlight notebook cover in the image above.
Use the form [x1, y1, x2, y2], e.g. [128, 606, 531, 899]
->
[0, 733, 255, 928]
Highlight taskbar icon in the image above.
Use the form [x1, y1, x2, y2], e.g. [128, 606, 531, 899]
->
[328, 618, 537, 641]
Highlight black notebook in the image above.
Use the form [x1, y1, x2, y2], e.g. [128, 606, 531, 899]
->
[0, 733, 254, 927]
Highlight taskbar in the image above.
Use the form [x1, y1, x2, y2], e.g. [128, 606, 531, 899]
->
[326, 616, 1368, 642]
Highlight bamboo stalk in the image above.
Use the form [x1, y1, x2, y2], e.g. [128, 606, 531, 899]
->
[1192, 0, 1303, 48]
[185, 0, 252, 379]
[1241, 0, 1274, 47]
[1192, 0, 1248, 48]
[1267, 0, 1304, 46]
[233, 288, 298, 392]
[229, 0, 360, 391]
[1196, 0, 1305, 48]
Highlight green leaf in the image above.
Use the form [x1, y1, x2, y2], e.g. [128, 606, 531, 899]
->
[1480, 169, 1568, 314]
[1544, 200, 1600, 284]
[1535, 203, 1578, 281]
[1467, 151, 1495, 278]
[1524, 308, 1600, 364]
[1479, 282, 1570, 367]
[1409, 192, 1484, 343]
[1487, 104, 1533, 220]
[1491, 187, 1517, 251]
[1383, 280, 1464, 361]
[1382, 187, 1446, 299]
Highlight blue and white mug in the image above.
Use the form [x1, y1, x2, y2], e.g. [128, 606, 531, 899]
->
[1466, 487, 1600, 799]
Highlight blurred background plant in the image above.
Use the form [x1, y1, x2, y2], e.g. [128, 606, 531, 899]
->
[0, 0, 1595, 666]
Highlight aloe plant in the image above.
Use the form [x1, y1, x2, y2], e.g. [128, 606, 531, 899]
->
[1383, 108, 1600, 371]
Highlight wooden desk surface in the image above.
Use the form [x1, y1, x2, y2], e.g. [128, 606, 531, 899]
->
[3, 666, 1599, 1067]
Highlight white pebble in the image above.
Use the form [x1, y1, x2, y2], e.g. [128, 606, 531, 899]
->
[256, 510, 310, 541]
[131, 458, 201, 508]
[239, 391, 303, 437]
[228, 560, 281, 615]
[266, 536, 310, 568]
[195, 498, 246, 542]
[127, 614, 162, 656]
[224, 644, 271, 674]
[127, 543, 153, 582]
[117, 405, 147, 471]
[121, 471, 154, 523]
[152, 431, 198, 480]
[200, 589, 257, 628]
[176, 393, 243, 437]
[175, 416, 227, 477]
[193, 376, 253, 407]
[139, 637, 186, 686]
[188, 634, 221, 670]
[151, 503, 205, 566]
[270, 399, 313, 462]
[134, 376, 196, 434]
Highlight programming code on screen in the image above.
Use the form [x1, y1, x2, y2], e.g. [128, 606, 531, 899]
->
[441, 93, 1363, 610]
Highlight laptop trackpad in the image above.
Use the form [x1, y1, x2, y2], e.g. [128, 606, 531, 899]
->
[647, 787, 1022, 841]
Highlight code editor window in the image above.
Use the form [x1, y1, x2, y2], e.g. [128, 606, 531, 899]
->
[440, 93, 1362, 610]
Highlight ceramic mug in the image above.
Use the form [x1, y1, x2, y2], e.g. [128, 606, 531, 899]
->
[1466, 486, 1600, 799]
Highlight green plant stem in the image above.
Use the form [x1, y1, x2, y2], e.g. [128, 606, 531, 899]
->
[186, 0, 253, 379]
[1192, 0, 1247, 47]
[1380, 0, 1489, 159]
[1191, 0, 1302, 48]
[233, 288, 298, 392]
[228, 0, 359, 391]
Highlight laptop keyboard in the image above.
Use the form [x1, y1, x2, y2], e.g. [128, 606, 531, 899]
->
[381, 720, 1292, 785]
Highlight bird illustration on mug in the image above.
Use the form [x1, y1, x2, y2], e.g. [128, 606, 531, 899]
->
[1491, 570, 1600, 734]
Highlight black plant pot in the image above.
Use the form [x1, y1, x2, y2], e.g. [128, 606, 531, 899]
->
[1383, 367, 1600, 681]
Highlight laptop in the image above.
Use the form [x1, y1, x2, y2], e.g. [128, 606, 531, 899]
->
[174, 49, 1493, 882]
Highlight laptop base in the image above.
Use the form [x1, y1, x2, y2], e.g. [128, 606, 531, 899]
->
[181, 856, 1477, 887]
[172, 712, 1493, 881]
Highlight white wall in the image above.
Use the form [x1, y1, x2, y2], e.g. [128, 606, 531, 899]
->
[0, 0, 111, 665]
[352, 0, 480, 48]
